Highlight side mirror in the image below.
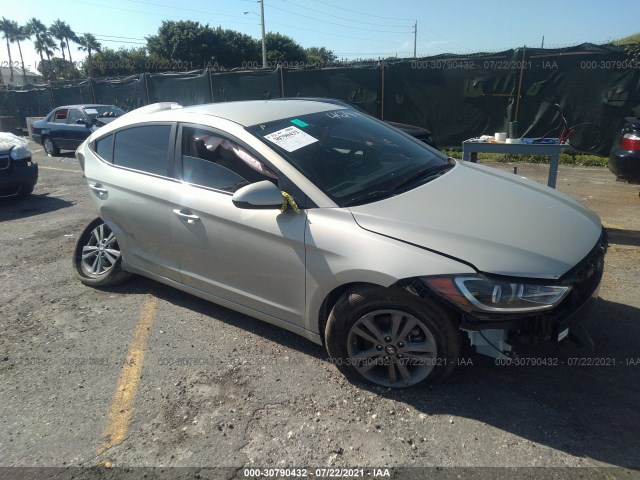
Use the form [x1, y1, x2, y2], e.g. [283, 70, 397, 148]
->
[232, 180, 283, 209]
[76, 119, 88, 126]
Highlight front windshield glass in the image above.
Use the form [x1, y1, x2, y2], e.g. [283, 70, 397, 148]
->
[247, 109, 450, 207]
[83, 105, 125, 119]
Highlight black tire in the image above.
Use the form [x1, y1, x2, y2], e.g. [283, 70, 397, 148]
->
[18, 185, 34, 197]
[325, 285, 460, 388]
[73, 217, 131, 287]
[43, 136, 60, 156]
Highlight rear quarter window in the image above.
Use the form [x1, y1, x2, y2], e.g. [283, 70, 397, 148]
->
[95, 134, 114, 162]
[112, 125, 172, 176]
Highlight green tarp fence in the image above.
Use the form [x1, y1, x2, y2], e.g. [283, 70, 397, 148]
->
[2, 43, 639, 155]
[211, 69, 281, 102]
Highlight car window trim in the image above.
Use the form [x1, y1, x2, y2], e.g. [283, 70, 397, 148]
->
[90, 121, 179, 181]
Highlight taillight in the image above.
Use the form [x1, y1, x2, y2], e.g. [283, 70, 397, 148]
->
[620, 132, 640, 151]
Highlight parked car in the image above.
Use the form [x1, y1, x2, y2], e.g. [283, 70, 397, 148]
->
[287, 97, 437, 148]
[0, 132, 38, 198]
[73, 100, 606, 388]
[609, 116, 640, 183]
[32, 104, 125, 156]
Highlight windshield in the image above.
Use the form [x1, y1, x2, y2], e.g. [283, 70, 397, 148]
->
[82, 105, 125, 120]
[247, 109, 450, 206]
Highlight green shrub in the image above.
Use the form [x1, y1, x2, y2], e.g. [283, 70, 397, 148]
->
[442, 148, 608, 167]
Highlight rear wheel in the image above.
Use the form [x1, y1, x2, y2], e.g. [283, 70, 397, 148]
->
[43, 136, 60, 156]
[325, 286, 460, 388]
[73, 218, 131, 287]
[18, 185, 34, 197]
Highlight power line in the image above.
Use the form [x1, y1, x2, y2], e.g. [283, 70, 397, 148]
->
[272, 0, 410, 29]
[85, 33, 147, 41]
[266, 19, 412, 44]
[95, 38, 147, 45]
[312, 0, 413, 21]
[120, 0, 253, 20]
[265, 3, 412, 34]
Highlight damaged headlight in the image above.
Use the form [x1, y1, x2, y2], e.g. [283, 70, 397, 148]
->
[421, 276, 571, 313]
[10, 145, 32, 161]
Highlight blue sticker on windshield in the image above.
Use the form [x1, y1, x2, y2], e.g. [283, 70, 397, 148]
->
[291, 119, 309, 128]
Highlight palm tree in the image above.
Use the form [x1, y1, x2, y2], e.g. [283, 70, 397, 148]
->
[78, 33, 101, 78]
[0, 17, 16, 82]
[34, 35, 58, 62]
[61, 22, 77, 63]
[25, 18, 48, 64]
[49, 19, 67, 61]
[11, 22, 29, 84]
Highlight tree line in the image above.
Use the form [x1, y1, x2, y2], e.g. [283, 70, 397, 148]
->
[0, 18, 337, 83]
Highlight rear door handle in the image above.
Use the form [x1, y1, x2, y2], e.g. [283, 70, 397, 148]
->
[88, 183, 108, 195]
[173, 208, 200, 223]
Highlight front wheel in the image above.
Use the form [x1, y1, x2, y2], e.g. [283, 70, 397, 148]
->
[325, 286, 460, 388]
[73, 218, 131, 287]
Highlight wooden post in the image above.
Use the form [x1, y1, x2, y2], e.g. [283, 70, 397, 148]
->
[208, 68, 214, 103]
[279, 65, 285, 98]
[514, 47, 526, 122]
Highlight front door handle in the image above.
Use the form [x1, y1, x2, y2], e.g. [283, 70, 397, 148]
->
[88, 183, 108, 195]
[173, 209, 200, 223]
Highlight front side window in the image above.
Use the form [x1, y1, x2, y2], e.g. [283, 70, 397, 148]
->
[247, 109, 450, 206]
[113, 124, 172, 176]
[181, 126, 277, 192]
[67, 109, 84, 124]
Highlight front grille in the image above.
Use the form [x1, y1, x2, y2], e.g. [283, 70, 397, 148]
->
[0, 154, 9, 170]
[560, 230, 607, 306]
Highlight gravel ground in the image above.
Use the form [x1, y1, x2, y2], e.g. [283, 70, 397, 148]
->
[0, 144, 639, 479]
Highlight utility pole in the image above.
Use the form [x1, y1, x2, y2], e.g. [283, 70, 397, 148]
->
[541, 35, 545, 48]
[413, 21, 417, 58]
[260, 0, 267, 68]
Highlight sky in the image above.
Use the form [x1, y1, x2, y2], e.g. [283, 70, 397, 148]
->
[1, 0, 638, 74]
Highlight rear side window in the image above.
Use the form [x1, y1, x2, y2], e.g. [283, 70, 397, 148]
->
[95, 134, 114, 162]
[113, 125, 172, 176]
[54, 109, 68, 123]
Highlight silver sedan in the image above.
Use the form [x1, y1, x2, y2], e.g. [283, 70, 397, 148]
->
[73, 99, 606, 388]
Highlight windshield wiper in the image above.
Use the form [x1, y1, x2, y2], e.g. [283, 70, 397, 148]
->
[342, 190, 394, 207]
[390, 162, 454, 192]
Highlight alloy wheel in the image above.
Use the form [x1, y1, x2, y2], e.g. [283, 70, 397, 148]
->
[346, 309, 437, 387]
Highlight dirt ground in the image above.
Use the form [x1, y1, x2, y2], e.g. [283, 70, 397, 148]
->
[0, 143, 639, 479]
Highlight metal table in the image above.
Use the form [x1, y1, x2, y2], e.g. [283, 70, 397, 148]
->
[462, 140, 570, 188]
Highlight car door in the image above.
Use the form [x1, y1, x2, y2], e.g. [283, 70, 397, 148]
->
[170, 124, 307, 326]
[66, 108, 92, 148]
[50, 108, 70, 148]
[87, 122, 182, 282]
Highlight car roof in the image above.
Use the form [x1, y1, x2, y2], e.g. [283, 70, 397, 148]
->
[55, 104, 116, 110]
[177, 99, 345, 127]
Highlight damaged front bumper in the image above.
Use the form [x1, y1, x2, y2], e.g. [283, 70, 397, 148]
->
[404, 230, 607, 359]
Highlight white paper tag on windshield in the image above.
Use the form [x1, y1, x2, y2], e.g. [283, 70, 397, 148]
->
[84, 108, 98, 114]
[264, 126, 318, 152]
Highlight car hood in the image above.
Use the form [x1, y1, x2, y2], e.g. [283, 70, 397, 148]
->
[0, 132, 31, 156]
[349, 161, 602, 279]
